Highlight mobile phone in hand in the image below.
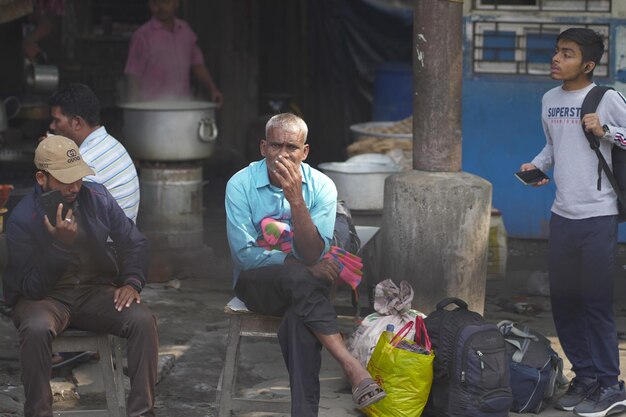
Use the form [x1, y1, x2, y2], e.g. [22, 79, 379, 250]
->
[40, 190, 68, 226]
[515, 168, 550, 185]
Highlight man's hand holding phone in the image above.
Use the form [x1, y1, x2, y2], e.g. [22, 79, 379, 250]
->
[517, 164, 550, 187]
[43, 202, 78, 245]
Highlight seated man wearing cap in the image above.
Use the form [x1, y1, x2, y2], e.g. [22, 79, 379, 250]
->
[3, 135, 158, 417]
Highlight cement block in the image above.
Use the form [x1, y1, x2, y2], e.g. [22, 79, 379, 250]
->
[381, 170, 492, 314]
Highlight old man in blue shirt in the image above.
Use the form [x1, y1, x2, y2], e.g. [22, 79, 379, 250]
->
[225, 113, 386, 416]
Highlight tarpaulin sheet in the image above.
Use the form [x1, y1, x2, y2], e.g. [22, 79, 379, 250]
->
[304, 0, 412, 163]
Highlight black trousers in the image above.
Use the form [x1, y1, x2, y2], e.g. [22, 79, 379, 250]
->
[548, 213, 620, 387]
[235, 264, 339, 417]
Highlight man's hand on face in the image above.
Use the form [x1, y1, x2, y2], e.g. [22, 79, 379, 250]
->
[44, 205, 78, 245]
[307, 258, 340, 283]
[273, 155, 303, 203]
[113, 285, 141, 312]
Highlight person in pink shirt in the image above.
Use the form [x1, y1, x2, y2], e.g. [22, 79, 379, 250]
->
[124, 0, 223, 106]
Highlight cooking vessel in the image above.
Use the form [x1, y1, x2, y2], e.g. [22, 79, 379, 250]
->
[119, 101, 218, 161]
[0, 96, 20, 132]
[318, 157, 400, 211]
[0, 149, 34, 164]
[25, 64, 59, 93]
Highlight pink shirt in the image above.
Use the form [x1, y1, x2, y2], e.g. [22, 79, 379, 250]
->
[124, 17, 204, 101]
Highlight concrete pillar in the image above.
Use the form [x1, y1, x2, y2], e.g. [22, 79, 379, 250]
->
[380, 0, 492, 314]
[381, 172, 492, 314]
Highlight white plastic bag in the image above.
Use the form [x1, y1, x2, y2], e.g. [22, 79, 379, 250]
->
[347, 279, 424, 367]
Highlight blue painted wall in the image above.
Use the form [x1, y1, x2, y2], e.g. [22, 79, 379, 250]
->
[461, 18, 626, 241]
[462, 77, 556, 238]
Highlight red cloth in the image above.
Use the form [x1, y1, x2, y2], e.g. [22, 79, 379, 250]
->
[256, 218, 363, 290]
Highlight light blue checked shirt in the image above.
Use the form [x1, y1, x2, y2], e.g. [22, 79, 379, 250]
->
[225, 159, 337, 286]
[80, 126, 140, 222]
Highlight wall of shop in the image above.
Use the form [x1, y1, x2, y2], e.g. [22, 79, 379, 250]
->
[460, 1, 626, 239]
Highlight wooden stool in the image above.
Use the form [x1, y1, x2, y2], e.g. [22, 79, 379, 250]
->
[217, 298, 288, 417]
[217, 226, 379, 416]
[216, 298, 370, 416]
[52, 329, 126, 417]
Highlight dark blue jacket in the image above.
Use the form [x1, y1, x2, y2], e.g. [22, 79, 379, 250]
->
[3, 182, 149, 306]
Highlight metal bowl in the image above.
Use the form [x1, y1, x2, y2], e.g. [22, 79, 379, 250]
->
[349, 121, 412, 142]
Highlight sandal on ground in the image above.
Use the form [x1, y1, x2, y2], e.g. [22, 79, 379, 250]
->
[352, 377, 386, 409]
[51, 351, 96, 370]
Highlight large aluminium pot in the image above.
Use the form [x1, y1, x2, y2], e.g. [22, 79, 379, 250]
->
[119, 101, 218, 161]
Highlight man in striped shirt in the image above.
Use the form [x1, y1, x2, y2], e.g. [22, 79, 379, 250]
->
[48, 84, 140, 222]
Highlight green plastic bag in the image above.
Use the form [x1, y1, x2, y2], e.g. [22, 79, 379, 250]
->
[363, 319, 434, 417]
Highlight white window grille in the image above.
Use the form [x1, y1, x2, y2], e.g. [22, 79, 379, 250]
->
[473, 0, 610, 12]
[473, 22, 610, 76]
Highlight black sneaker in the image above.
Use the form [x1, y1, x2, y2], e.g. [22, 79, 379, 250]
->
[556, 377, 598, 411]
[574, 381, 626, 417]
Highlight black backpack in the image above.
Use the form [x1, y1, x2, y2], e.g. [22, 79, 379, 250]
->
[332, 200, 361, 254]
[581, 85, 626, 222]
[423, 298, 513, 417]
[497, 320, 568, 413]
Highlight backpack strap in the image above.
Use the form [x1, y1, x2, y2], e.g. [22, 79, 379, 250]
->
[498, 320, 534, 362]
[436, 297, 468, 311]
[504, 339, 528, 363]
[497, 320, 538, 341]
[581, 86, 626, 210]
[546, 350, 569, 398]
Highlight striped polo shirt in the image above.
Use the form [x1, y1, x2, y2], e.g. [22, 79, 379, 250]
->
[80, 126, 140, 222]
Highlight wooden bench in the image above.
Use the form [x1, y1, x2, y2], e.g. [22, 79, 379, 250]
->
[52, 329, 126, 417]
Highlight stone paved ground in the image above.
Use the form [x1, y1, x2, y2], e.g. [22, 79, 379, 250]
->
[1, 197, 626, 416]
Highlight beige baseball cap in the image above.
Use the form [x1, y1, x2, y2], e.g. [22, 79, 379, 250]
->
[34, 135, 95, 184]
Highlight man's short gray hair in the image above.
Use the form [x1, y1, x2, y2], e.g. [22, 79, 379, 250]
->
[265, 113, 308, 143]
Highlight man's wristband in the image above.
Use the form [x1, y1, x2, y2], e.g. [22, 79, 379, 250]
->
[123, 277, 143, 293]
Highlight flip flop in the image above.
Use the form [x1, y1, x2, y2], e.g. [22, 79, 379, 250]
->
[51, 351, 96, 370]
[352, 377, 386, 409]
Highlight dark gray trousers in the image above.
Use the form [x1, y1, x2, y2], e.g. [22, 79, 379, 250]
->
[234, 264, 339, 417]
[12, 284, 158, 417]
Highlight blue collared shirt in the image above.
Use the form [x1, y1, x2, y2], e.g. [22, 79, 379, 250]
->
[225, 159, 337, 286]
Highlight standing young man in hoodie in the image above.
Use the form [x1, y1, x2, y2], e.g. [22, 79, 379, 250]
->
[520, 28, 626, 417]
